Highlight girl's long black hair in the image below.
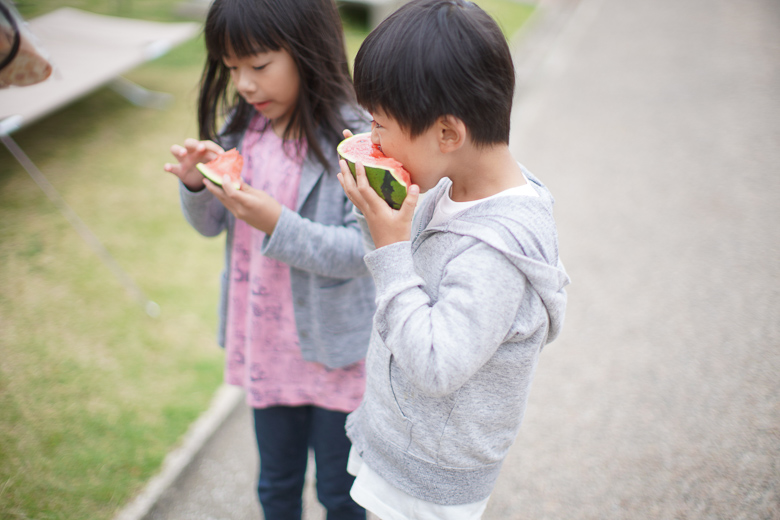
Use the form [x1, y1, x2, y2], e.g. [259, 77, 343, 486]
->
[198, 0, 356, 168]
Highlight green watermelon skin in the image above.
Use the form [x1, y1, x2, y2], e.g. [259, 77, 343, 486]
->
[337, 133, 409, 210]
[196, 163, 239, 189]
[342, 160, 408, 210]
[196, 148, 242, 190]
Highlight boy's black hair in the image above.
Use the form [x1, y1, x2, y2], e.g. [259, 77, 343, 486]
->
[198, 0, 355, 168]
[354, 0, 515, 146]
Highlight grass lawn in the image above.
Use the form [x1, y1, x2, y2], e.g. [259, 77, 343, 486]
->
[0, 1, 533, 519]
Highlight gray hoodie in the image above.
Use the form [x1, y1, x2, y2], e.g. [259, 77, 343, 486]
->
[345, 167, 570, 505]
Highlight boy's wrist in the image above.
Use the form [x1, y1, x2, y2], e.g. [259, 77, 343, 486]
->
[364, 240, 414, 291]
[369, 225, 411, 249]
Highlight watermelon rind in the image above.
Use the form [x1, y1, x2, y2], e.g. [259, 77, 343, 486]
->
[337, 133, 408, 210]
[196, 162, 241, 190]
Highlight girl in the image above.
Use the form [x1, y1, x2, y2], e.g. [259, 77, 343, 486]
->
[163, 0, 373, 518]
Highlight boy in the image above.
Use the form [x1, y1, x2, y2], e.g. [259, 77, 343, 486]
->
[337, 0, 570, 517]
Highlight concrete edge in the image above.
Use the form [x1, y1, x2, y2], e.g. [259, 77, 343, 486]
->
[113, 384, 244, 520]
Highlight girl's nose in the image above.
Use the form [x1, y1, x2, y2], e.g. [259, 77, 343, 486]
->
[235, 70, 256, 95]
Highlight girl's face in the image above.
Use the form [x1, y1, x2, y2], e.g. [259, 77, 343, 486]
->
[223, 47, 300, 134]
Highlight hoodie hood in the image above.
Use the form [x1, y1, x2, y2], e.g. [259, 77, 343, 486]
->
[416, 170, 570, 344]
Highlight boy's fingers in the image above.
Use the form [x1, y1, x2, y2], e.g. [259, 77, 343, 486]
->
[338, 161, 358, 199]
[338, 160, 354, 187]
[354, 161, 373, 197]
[399, 184, 420, 219]
[342, 129, 354, 139]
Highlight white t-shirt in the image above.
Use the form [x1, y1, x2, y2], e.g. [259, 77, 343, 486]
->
[427, 176, 539, 230]
[347, 447, 490, 520]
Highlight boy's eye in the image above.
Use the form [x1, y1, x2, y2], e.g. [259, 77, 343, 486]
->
[372, 119, 383, 129]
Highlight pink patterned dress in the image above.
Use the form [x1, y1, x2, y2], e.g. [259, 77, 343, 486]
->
[224, 116, 365, 413]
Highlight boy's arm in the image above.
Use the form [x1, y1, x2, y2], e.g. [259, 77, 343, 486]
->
[365, 239, 529, 397]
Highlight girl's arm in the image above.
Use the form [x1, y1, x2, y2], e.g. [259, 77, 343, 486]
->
[179, 182, 229, 237]
[202, 168, 369, 278]
[260, 192, 371, 279]
[165, 138, 224, 191]
[167, 138, 230, 237]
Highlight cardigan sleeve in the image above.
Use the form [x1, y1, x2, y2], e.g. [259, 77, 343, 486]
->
[261, 197, 368, 279]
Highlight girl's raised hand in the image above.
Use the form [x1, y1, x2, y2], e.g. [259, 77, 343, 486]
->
[204, 177, 283, 236]
[164, 138, 225, 190]
[338, 159, 420, 249]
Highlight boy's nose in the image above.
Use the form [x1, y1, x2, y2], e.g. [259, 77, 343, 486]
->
[370, 125, 380, 145]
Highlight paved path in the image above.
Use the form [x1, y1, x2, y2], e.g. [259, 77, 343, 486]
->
[142, 0, 780, 517]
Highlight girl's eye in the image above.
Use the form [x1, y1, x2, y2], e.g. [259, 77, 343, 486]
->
[253, 64, 267, 71]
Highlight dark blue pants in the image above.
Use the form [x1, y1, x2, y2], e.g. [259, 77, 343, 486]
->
[253, 406, 365, 520]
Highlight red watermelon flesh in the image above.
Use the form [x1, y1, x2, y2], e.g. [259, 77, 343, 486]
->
[337, 133, 410, 209]
[341, 135, 411, 186]
[196, 148, 243, 188]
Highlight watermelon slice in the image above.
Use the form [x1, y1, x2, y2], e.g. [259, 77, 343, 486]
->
[337, 133, 410, 210]
[196, 148, 243, 189]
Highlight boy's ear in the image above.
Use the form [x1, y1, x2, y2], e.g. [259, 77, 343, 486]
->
[437, 115, 467, 153]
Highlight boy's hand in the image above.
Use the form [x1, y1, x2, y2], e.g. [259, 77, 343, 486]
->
[205, 177, 282, 236]
[164, 138, 224, 191]
[338, 158, 420, 248]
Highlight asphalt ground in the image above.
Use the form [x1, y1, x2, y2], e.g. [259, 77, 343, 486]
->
[129, 0, 780, 517]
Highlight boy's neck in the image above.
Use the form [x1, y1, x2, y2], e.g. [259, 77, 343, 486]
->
[447, 143, 525, 202]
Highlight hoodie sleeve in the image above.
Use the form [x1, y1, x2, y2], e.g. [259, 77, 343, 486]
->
[364, 238, 531, 397]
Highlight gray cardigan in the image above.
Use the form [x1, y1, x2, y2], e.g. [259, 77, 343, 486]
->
[179, 106, 374, 369]
[346, 169, 570, 504]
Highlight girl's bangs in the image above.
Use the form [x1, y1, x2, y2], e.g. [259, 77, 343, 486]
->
[205, 5, 282, 59]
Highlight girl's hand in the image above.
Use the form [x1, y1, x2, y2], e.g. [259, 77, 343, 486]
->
[338, 159, 420, 248]
[164, 138, 225, 191]
[205, 177, 283, 236]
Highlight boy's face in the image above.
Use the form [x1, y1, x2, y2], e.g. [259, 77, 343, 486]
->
[370, 109, 444, 192]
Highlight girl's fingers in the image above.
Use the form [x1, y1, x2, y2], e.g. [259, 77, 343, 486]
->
[204, 182, 219, 200]
[183, 138, 201, 152]
[203, 140, 225, 155]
